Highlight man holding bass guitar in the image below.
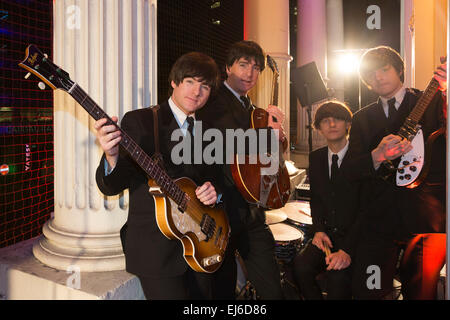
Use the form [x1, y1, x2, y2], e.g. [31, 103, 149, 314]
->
[196, 40, 287, 299]
[94, 52, 226, 300]
[345, 46, 447, 299]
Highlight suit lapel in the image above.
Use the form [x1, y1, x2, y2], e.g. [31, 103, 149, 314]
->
[221, 84, 250, 130]
[159, 101, 183, 153]
[317, 147, 332, 194]
[159, 100, 200, 182]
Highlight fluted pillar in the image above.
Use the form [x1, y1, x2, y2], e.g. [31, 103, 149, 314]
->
[244, 0, 292, 159]
[326, 0, 344, 102]
[296, 0, 327, 152]
[33, 0, 158, 272]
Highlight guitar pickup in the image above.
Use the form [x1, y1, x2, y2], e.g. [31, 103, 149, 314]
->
[214, 226, 222, 247]
[200, 214, 216, 241]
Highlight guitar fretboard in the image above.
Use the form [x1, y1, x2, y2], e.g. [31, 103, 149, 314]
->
[69, 84, 187, 208]
[404, 78, 440, 124]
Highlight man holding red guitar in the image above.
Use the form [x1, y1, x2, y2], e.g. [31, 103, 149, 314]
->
[346, 46, 447, 299]
[197, 40, 287, 299]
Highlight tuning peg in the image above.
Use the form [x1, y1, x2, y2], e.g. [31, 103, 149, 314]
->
[38, 82, 46, 90]
[24, 72, 31, 79]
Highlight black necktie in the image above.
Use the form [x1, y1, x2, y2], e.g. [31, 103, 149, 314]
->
[186, 116, 195, 164]
[331, 154, 339, 183]
[186, 116, 194, 137]
[387, 97, 397, 123]
[240, 95, 252, 111]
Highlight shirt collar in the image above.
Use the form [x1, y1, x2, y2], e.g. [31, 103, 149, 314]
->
[327, 140, 349, 167]
[224, 80, 248, 107]
[380, 86, 406, 113]
[168, 97, 195, 128]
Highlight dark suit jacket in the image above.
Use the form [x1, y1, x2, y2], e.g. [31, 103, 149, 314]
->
[197, 83, 251, 226]
[196, 83, 267, 250]
[309, 146, 361, 257]
[95, 101, 221, 277]
[345, 88, 446, 239]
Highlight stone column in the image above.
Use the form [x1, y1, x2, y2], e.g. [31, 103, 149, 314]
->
[295, 0, 327, 152]
[32, 0, 158, 272]
[326, 0, 345, 102]
[244, 0, 292, 159]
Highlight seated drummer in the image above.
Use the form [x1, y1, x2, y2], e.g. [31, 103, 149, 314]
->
[293, 101, 361, 300]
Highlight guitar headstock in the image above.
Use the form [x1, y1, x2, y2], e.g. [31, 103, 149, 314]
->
[266, 55, 279, 77]
[18, 44, 74, 92]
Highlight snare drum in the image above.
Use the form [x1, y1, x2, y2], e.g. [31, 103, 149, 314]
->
[269, 223, 304, 262]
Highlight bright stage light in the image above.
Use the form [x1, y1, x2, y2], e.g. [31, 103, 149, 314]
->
[337, 53, 360, 74]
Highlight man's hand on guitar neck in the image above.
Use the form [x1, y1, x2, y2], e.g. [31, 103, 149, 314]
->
[94, 117, 122, 170]
[266, 105, 286, 142]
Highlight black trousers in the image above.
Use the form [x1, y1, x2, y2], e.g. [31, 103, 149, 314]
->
[293, 240, 352, 300]
[138, 269, 213, 300]
[211, 215, 283, 300]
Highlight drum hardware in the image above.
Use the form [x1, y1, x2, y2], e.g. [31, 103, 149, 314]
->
[235, 251, 258, 300]
[268, 223, 305, 299]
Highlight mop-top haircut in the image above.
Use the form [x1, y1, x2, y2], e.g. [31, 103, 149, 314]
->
[169, 51, 220, 95]
[225, 40, 266, 73]
[313, 100, 353, 132]
[359, 45, 405, 89]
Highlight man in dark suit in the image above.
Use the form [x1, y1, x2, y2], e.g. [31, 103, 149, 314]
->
[292, 101, 360, 299]
[346, 46, 447, 299]
[94, 52, 223, 300]
[196, 40, 286, 299]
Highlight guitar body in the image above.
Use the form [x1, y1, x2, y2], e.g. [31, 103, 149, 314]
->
[152, 177, 230, 273]
[231, 154, 291, 209]
[396, 129, 425, 187]
[403, 127, 445, 189]
[392, 73, 445, 188]
[231, 108, 291, 209]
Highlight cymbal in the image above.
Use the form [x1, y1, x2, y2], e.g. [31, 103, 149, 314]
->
[269, 223, 303, 242]
[283, 201, 312, 225]
[265, 210, 287, 224]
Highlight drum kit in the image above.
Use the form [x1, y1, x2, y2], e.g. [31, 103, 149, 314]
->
[235, 200, 313, 300]
[267, 200, 313, 262]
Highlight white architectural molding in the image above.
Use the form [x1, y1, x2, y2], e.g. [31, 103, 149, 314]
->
[33, 0, 158, 272]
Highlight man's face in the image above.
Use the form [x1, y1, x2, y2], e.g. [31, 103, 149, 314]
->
[171, 77, 211, 115]
[318, 117, 350, 143]
[225, 57, 261, 96]
[364, 64, 403, 98]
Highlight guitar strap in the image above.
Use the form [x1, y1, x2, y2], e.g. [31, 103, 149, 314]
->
[150, 105, 164, 167]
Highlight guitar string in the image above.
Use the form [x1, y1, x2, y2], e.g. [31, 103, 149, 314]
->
[36, 58, 217, 231]
[31, 60, 224, 252]
[30, 57, 224, 246]
[69, 85, 212, 225]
